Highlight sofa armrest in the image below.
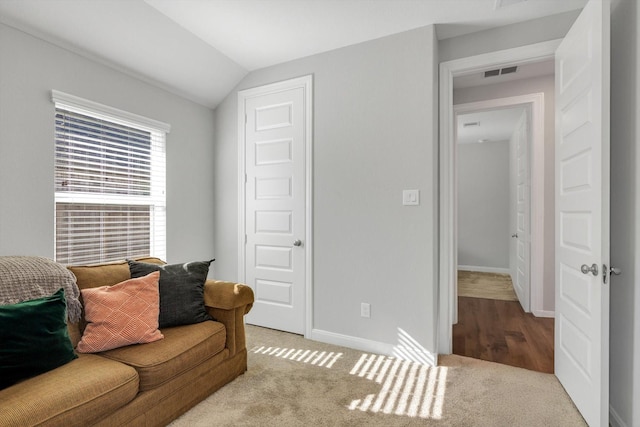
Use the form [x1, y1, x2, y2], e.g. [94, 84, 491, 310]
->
[203, 280, 254, 357]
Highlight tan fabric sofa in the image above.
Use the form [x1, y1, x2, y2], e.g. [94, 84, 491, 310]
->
[0, 258, 254, 427]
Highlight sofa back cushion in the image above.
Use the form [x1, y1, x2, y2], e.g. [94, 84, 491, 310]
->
[67, 322, 82, 348]
[68, 257, 165, 290]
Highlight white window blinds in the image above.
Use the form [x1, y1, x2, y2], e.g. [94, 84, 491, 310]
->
[52, 91, 170, 265]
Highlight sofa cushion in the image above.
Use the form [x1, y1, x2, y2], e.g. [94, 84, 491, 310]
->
[99, 320, 226, 391]
[77, 272, 164, 353]
[0, 288, 77, 389]
[68, 257, 165, 290]
[0, 354, 138, 427]
[128, 259, 214, 328]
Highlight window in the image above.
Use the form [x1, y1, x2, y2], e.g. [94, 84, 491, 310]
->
[52, 91, 170, 265]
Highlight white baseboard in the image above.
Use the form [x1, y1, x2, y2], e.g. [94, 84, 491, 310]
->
[458, 265, 510, 275]
[310, 329, 437, 366]
[532, 309, 555, 318]
[609, 405, 629, 427]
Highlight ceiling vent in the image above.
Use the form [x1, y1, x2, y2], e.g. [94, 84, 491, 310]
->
[463, 121, 480, 128]
[484, 66, 518, 78]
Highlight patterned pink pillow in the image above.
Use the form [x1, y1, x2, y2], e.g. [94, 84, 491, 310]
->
[77, 271, 164, 353]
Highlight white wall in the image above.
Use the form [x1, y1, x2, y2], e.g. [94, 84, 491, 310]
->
[454, 75, 556, 311]
[457, 141, 510, 270]
[215, 26, 439, 359]
[610, 0, 640, 426]
[0, 23, 216, 265]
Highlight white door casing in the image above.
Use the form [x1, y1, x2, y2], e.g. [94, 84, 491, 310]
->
[554, 0, 610, 425]
[238, 76, 313, 336]
[514, 110, 531, 312]
[439, 40, 560, 354]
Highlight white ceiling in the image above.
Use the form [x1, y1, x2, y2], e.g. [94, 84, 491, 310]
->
[144, 0, 584, 70]
[0, 0, 587, 108]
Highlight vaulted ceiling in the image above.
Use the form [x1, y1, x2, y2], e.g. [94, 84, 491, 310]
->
[0, 0, 587, 108]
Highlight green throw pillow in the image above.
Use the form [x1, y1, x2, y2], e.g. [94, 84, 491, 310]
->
[0, 288, 77, 389]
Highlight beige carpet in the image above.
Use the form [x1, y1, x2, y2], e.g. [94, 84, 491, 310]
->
[169, 325, 585, 427]
[458, 270, 519, 301]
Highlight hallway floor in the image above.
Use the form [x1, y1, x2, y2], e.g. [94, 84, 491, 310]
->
[453, 296, 555, 373]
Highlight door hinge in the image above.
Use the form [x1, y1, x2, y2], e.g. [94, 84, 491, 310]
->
[245, 114, 248, 124]
[245, 234, 248, 244]
[245, 173, 248, 183]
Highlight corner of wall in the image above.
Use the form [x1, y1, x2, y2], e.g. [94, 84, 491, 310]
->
[310, 328, 438, 366]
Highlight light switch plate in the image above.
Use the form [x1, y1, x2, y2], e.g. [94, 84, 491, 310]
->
[403, 189, 420, 206]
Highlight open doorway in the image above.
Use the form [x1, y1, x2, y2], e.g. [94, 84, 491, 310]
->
[456, 105, 526, 302]
[453, 98, 554, 373]
[444, 58, 557, 373]
[438, 41, 562, 361]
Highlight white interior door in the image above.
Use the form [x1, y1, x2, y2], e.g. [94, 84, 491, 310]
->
[514, 110, 531, 311]
[240, 77, 311, 335]
[555, 0, 610, 425]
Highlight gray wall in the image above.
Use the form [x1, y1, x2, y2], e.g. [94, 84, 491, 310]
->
[215, 26, 439, 357]
[4, 8, 636, 424]
[438, 10, 581, 63]
[457, 141, 510, 270]
[610, 0, 640, 425]
[454, 75, 556, 311]
[0, 23, 216, 265]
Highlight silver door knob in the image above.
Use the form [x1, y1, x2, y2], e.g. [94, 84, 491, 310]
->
[603, 264, 622, 284]
[581, 263, 599, 276]
[293, 239, 302, 247]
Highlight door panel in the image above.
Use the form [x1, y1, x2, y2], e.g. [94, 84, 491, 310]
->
[514, 111, 530, 311]
[554, 0, 610, 425]
[243, 85, 307, 335]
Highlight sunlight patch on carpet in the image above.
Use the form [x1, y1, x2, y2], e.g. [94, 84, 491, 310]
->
[348, 354, 448, 419]
[250, 345, 343, 368]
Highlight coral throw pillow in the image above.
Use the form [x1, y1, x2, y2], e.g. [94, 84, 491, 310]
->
[77, 271, 164, 353]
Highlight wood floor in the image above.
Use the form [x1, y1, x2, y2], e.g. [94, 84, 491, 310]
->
[453, 296, 555, 373]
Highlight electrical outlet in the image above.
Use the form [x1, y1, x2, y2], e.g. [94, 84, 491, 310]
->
[361, 302, 371, 318]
